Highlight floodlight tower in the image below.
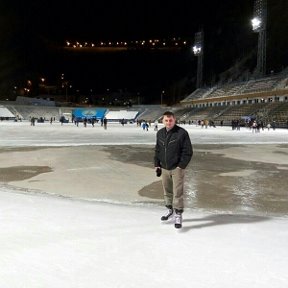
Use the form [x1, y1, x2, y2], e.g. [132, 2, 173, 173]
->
[251, 0, 267, 77]
[193, 30, 204, 88]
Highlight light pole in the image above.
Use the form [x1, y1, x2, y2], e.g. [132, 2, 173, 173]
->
[251, 0, 267, 77]
[193, 30, 204, 89]
[161, 90, 165, 106]
[39, 77, 45, 94]
[61, 81, 69, 102]
[60, 73, 70, 102]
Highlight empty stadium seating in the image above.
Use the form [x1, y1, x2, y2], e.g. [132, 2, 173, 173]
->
[181, 74, 288, 103]
[183, 88, 214, 101]
[208, 82, 246, 98]
[136, 106, 168, 121]
[179, 106, 227, 122]
[242, 77, 281, 94]
[8, 105, 61, 121]
[0, 106, 16, 119]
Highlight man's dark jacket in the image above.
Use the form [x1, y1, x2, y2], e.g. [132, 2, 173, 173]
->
[154, 125, 193, 170]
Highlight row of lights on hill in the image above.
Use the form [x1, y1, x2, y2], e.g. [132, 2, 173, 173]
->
[66, 38, 187, 48]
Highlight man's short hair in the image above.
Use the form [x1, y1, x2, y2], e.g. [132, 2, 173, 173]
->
[163, 111, 175, 117]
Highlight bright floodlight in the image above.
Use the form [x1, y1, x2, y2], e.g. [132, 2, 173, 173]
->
[251, 17, 262, 31]
[193, 45, 202, 55]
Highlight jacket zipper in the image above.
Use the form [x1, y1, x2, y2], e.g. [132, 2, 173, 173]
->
[164, 132, 168, 168]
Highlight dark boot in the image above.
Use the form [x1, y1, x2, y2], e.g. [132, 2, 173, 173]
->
[161, 205, 174, 221]
[174, 209, 183, 229]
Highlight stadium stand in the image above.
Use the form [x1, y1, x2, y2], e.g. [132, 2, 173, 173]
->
[15, 96, 55, 106]
[170, 107, 191, 119]
[183, 88, 214, 102]
[242, 77, 281, 94]
[182, 74, 288, 103]
[179, 106, 228, 123]
[213, 103, 268, 125]
[136, 106, 169, 122]
[0, 106, 16, 120]
[179, 72, 288, 127]
[10, 105, 61, 121]
[207, 82, 246, 98]
[264, 102, 288, 127]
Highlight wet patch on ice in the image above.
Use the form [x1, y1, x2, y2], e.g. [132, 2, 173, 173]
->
[138, 180, 163, 199]
[0, 147, 54, 154]
[219, 169, 257, 177]
[197, 144, 288, 165]
[276, 166, 288, 170]
[0, 144, 287, 216]
[184, 151, 288, 216]
[103, 145, 153, 168]
[274, 150, 288, 156]
[0, 166, 53, 182]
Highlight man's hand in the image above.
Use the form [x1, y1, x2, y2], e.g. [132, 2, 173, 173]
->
[155, 167, 162, 177]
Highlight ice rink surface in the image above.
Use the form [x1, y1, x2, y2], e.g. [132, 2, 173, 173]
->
[0, 121, 288, 287]
[0, 120, 288, 146]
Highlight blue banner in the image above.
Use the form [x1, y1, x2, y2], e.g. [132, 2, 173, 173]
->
[72, 108, 107, 120]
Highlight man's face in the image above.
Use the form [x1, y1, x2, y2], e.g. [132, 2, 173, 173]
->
[163, 115, 176, 129]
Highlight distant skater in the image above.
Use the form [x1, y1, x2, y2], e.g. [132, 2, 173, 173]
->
[154, 120, 158, 131]
[103, 117, 107, 130]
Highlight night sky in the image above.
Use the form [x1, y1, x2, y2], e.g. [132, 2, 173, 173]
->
[1, 0, 288, 103]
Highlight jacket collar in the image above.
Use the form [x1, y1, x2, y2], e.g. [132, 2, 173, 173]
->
[166, 124, 178, 133]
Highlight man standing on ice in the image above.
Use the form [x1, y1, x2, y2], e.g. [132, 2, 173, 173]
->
[154, 111, 193, 229]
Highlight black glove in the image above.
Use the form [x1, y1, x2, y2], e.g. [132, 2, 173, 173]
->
[156, 167, 162, 177]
